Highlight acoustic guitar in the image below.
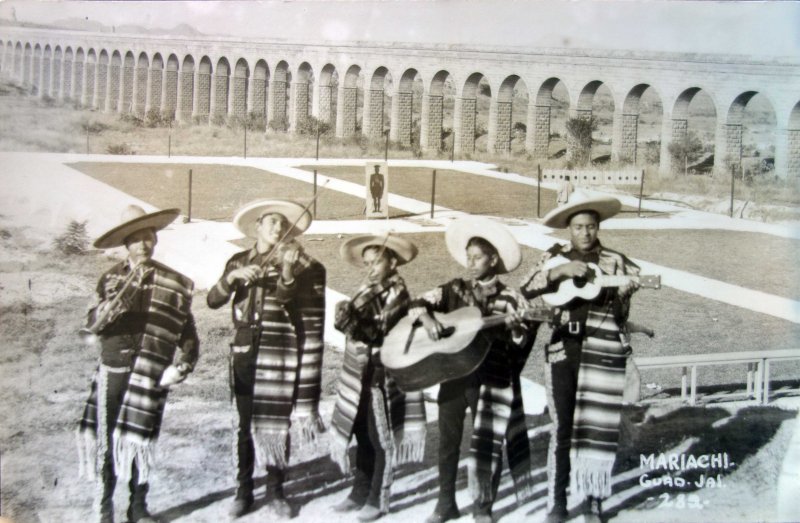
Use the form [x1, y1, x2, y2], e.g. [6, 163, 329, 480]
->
[540, 256, 661, 307]
[380, 306, 553, 392]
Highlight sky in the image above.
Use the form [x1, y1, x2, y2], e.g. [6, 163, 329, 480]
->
[0, 0, 798, 57]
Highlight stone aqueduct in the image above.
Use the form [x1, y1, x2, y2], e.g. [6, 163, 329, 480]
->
[2, 26, 800, 177]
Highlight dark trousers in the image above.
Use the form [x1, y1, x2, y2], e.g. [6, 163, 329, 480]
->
[233, 361, 286, 500]
[435, 375, 501, 517]
[545, 355, 581, 511]
[347, 380, 388, 509]
[99, 369, 150, 520]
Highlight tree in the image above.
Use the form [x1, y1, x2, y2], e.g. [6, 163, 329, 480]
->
[565, 116, 596, 166]
[667, 131, 704, 175]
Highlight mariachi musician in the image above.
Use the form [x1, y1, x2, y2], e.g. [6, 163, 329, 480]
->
[409, 216, 535, 523]
[329, 234, 426, 522]
[207, 199, 326, 519]
[77, 205, 199, 523]
[519, 191, 640, 523]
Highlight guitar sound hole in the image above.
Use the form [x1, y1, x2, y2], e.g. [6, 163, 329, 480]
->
[441, 326, 456, 338]
[574, 278, 587, 289]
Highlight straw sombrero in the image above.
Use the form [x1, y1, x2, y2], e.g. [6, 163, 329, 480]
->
[94, 205, 180, 249]
[542, 190, 621, 229]
[233, 199, 312, 239]
[340, 234, 418, 267]
[445, 216, 521, 274]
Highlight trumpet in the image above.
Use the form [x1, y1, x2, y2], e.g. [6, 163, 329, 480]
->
[79, 264, 153, 342]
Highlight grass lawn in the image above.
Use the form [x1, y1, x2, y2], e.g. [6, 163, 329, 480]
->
[68, 162, 406, 221]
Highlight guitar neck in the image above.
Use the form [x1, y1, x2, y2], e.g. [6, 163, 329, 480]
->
[480, 309, 553, 329]
[594, 275, 637, 288]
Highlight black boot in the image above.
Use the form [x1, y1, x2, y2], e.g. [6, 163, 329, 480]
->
[99, 459, 116, 523]
[127, 464, 159, 523]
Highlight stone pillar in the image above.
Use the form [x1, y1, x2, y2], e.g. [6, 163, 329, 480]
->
[269, 80, 287, 130]
[62, 59, 73, 101]
[390, 90, 413, 146]
[106, 62, 119, 112]
[531, 105, 551, 159]
[40, 55, 51, 97]
[22, 51, 31, 86]
[162, 68, 178, 119]
[176, 69, 193, 121]
[32, 53, 41, 94]
[292, 81, 309, 132]
[72, 60, 84, 105]
[713, 123, 742, 177]
[212, 72, 229, 123]
[616, 113, 639, 164]
[133, 65, 147, 116]
[52, 57, 62, 100]
[785, 128, 800, 179]
[94, 61, 107, 109]
[146, 66, 162, 116]
[229, 72, 246, 121]
[318, 84, 333, 125]
[250, 77, 267, 123]
[193, 69, 211, 122]
[488, 100, 512, 153]
[82, 61, 95, 107]
[119, 61, 134, 113]
[14, 49, 22, 81]
[454, 97, 477, 155]
[363, 89, 384, 141]
[336, 87, 357, 138]
[419, 93, 443, 152]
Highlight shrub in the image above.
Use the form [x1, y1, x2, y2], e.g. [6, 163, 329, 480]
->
[80, 119, 109, 135]
[268, 116, 288, 132]
[565, 116, 597, 166]
[120, 112, 144, 127]
[106, 143, 133, 155]
[295, 115, 332, 136]
[668, 131, 704, 174]
[53, 220, 90, 255]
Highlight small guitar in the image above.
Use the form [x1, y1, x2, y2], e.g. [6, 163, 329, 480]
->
[380, 306, 553, 392]
[540, 256, 660, 307]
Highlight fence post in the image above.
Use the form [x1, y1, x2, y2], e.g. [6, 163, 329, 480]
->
[313, 169, 318, 219]
[243, 124, 247, 159]
[168, 120, 172, 158]
[537, 164, 542, 218]
[185, 169, 193, 223]
[637, 168, 645, 217]
[430, 169, 437, 219]
[316, 124, 320, 161]
[730, 164, 736, 218]
[384, 131, 389, 162]
[86, 128, 89, 154]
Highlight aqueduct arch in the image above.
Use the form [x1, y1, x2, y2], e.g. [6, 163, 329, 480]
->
[2, 27, 798, 176]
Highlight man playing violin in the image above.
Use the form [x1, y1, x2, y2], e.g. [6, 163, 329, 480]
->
[411, 217, 534, 523]
[329, 234, 427, 522]
[77, 205, 199, 523]
[519, 191, 640, 523]
[207, 199, 326, 519]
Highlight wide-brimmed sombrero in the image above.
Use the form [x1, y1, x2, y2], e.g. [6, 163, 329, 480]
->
[94, 205, 180, 249]
[542, 190, 621, 229]
[445, 216, 521, 274]
[340, 234, 418, 267]
[233, 199, 312, 239]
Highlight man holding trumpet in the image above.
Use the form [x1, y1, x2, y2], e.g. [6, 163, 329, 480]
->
[77, 205, 199, 523]
[207, 199, 326, 519]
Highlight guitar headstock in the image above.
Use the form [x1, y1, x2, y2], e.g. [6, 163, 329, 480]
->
[639, 275, 661, 289]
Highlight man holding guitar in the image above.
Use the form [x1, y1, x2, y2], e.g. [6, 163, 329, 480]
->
[520, 191, 642, 523]
[410, 217, 534, 523]
[207, 199, 326, 519]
